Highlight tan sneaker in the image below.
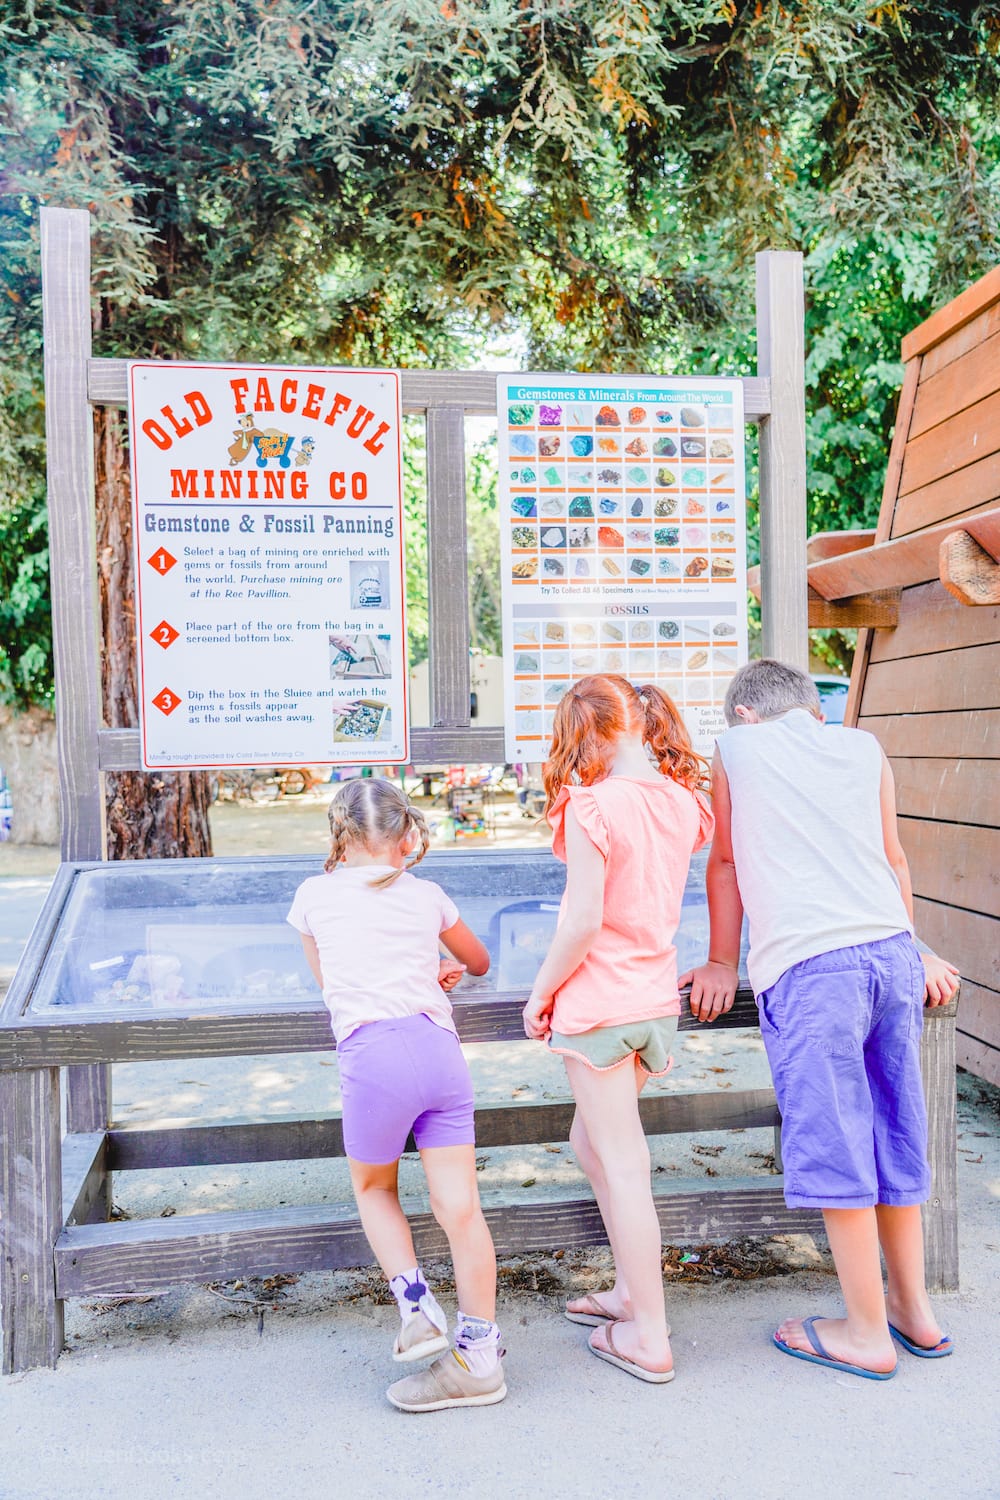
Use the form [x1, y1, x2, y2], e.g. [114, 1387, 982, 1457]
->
[392, 1311, 449, 1364]
[387, 1349, 507, 1412]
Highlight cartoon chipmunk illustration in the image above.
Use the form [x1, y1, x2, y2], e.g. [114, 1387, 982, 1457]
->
[294, 437, 316, 467]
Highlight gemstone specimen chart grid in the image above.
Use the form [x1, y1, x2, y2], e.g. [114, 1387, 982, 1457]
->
[128, 362, 408, 769]
[498, 375, 749, 758]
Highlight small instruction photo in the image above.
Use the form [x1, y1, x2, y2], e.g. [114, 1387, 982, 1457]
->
[329, 632, 392, 679]
[333, 698, 393, 743]
[349, 560, 390, 609]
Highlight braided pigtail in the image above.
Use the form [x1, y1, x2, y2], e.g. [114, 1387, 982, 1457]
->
[324, 797, 352, 871]
[637, 682, 709, 790]
[405, 803, 431, 870]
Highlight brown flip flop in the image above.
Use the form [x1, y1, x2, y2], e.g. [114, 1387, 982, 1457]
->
[588, 1321, 675, 1385]
[565, 1295, 671, 1337]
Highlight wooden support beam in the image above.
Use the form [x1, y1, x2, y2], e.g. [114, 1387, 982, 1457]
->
[755, 251, 809, 669]
[806, 529, 876, 563]
[105, 1088, 780, 1171]
[746, 567, 899, 629]
[62, 1130, 109, 1225]
[1, 1069, 64, 1372]
[939, 528, 1000, 606]
[921, 985, 960, 1292]
[86, 359, 773, 420]
[0, 988, 763, 1070]
[807, 505, 1000, 601]
[54, 1181, 823, 1298]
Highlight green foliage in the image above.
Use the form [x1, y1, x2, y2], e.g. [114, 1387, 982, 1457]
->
[1, 0, 999, 701]
[0, 499, 53, 708]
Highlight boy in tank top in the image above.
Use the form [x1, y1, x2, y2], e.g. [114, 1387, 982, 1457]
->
[683, 660, 959, 1381]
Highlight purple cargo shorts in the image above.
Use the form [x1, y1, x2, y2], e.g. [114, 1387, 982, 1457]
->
[336, 1014, 475, 1165]
[757, 932, 931, 1210]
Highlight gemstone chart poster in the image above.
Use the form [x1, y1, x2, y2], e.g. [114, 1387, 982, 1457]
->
[127, 362, 408, 769]
[497, 374, 749, 760]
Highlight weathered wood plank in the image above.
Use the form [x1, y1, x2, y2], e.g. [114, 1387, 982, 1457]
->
[40, 208, 104, 862]
[890, 758, 1000, 828]
[40, 208, 112, 1141]
[869, 581, 1000, 662]
[846, 356, 922, 725]
[98, 722, 509, 771]
[898, 388, 1000, 499]
[861, 643, 1000, 716]
[0, 987, 762, 1070]
[909, 328, 1000, 441]
[956, 1030, 1000, 1087]
[424, 406, 471, 729]
[755, 251, 808, 668]
[105, 1088, 780, 1171]
[901, 263, 1000, 363]
[860, 708, 1000, 760]
[1, 1068, 64, 1372]
[61, 1130, 109, 1225]
[899, 817, 999, 917]
[54, 1181, 823, 1297]
[806, 506, 1000, 601]
[892, 452, 1000, 538]
[87, 360, 773, 421]
[952, 979, 1000, 1052]
[913, 898, 1000, 992]
[920, 992, 959, 1291]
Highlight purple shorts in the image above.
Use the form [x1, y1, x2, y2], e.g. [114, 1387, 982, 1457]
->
[758, 932, 931, 1210]
[336, 1014, 475, 1164]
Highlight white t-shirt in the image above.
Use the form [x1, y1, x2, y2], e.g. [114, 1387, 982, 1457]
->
[717, 710, 912, 997]
[287, 867, 461, 1043]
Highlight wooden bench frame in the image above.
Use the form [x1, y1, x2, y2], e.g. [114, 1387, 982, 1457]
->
[0, 210, 959, 1375]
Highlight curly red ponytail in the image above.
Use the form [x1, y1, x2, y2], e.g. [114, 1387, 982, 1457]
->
[543, 674, 708, 813]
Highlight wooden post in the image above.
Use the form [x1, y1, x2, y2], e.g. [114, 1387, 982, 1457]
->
[920, 1008, 959, 1292]
[0, 1069, 64, 1372]
[755, 251, 809, 670]
[425, 406, 471, 729]
[40, 207, 112, 1138]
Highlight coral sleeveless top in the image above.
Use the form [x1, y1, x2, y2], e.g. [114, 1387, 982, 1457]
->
[548, 776, 714, 1035]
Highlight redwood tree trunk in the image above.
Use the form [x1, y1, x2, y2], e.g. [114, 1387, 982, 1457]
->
[95, 405, 213, 858]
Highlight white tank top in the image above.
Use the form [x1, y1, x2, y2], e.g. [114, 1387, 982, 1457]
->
[716, 710, 912, 996]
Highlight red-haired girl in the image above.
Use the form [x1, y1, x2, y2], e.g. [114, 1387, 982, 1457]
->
[523, 675, 713, 1384]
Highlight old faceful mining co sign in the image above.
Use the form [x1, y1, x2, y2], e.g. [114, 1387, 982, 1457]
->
[127, 362, 409, 769]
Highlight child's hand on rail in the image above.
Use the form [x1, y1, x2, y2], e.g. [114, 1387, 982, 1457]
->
[921, 952, 960, 1007]
[438, 958, 467, 993]
[680, 961, 739, 1024]
[523, 990, 553, 1041]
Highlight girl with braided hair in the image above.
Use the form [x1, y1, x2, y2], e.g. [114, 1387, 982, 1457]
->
[287, 778, 506, 1412]
[523, 675, 714, 1386]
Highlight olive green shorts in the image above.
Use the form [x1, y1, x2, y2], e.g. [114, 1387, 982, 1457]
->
[549, 1014, 679, 1077]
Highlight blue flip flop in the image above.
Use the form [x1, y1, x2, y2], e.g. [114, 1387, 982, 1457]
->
[772, 1315, 896, 1381]
[888, 1323, 954, 1359]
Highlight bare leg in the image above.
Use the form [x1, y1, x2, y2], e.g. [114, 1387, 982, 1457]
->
[348, 1157, 416, 1278]
[877, 1203, 943, 1347]
[566, 1058, 647, 1322]
[563, 1055, 670, 1372]
[421, 1144, 497, 1320]
[776, 1207, 896, 1374]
